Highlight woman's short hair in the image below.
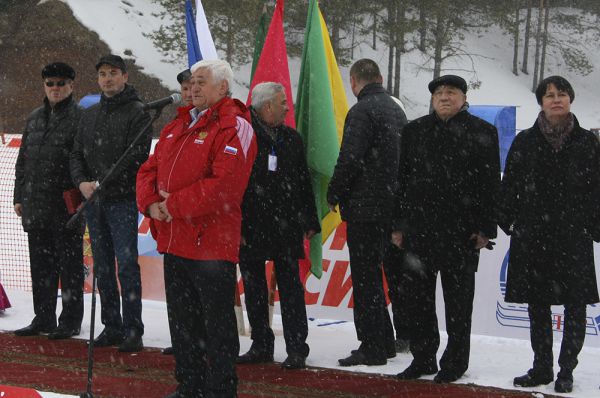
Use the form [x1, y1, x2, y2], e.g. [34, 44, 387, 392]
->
[251, 82, 284, 110]
[535, 75, 575, 105]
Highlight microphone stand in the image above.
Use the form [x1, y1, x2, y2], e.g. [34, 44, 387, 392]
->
[80, 270, 97, 398]
[67, 107, 162, 229]
[77, 106, 163, 398]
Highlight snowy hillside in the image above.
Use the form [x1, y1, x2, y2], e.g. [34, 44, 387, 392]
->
[60, 0, 600, 132]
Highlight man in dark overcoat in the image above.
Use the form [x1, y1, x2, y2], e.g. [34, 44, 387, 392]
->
[327, 59, 407, 366]
[393, 75, 501, 383]
[237, 82, 320, 370]
[13, 62, 84, 339]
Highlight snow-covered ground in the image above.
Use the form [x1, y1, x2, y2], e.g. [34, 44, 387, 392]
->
[1, 288, 600, 398]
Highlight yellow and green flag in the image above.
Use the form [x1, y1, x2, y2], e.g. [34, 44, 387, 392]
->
[295, 0, 349, 278]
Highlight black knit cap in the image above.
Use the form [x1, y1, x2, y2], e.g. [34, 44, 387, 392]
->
[428, 75, 468, 94]
[95, 54, 127, 72]
[41, 62, 76, 80]
[177, 69, 192, 84]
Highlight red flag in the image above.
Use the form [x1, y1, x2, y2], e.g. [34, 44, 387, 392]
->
[247, 0, 295, 128]
[247, 0, 310, 278]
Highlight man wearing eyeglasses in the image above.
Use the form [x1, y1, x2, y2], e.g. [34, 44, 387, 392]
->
[70, 54, 152, 352]
[13, 62, 84, 340]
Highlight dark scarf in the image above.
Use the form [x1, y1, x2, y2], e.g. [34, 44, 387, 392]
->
[537, 111, 575, 150]
[250, 106, 279, 141]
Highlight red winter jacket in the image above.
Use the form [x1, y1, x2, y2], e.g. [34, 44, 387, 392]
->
[136, 97, 257, 263]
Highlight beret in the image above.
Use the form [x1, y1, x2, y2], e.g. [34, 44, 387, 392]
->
[42, 62, 76, 80]
[428, 74, 467, 94]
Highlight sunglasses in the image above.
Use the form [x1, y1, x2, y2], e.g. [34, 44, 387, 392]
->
[44, 80, 69, 87]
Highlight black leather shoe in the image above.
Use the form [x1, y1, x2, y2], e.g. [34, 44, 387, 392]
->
[554, 369, 573, 393]
[162, 346, 174, 355]
[119, 334, 144, 352]
[14, 322, 56, 337]
[48, 324, 80, 340]
[513, 368, 553, 387]
[554, 377, 573, 393]
[395, 338, 410, 353]
[350, 347, 396, 359]
[281, 353, 306, 369]
[433, 369, 462, 383]
[351, 341, 396, 360]
[338, 350, 386, 367]
[396, 360, 438, 380]
[93, 328, 124, 347]
[237, 347, 274, 364]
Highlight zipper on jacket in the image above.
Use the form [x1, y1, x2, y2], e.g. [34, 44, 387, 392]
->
[165, 132, 196, 253]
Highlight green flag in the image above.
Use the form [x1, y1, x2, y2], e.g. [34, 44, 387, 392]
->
[295, 0, 349, 278]
[250, 3, 269, 82]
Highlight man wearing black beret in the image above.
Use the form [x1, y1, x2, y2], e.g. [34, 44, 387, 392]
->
[13, 62, 84, 340]
[393, 75, 501, 383]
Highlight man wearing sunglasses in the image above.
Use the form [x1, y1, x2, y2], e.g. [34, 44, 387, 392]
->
[13, 62, 84, 340]
[70, 54, 152, 353]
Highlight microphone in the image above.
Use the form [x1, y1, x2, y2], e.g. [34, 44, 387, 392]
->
[143, 93, 182, 111]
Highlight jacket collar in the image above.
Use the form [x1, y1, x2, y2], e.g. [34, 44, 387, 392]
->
[176, 104, 194, 123]
[100, 84, 140, 107]
[433, 103, 470, 125]
[357, 82, 386, 101]
[44, 94, 74, 114]
[193, 96, 250, 128]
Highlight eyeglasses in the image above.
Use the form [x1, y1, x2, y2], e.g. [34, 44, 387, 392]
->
[44, 80, 69, 87]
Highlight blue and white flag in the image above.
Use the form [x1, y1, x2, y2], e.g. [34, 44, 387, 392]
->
[194, 0, 218, 61]
[185, 0, 202, 66]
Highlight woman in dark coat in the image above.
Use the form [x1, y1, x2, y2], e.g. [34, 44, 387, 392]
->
[499, 76, 600, 394]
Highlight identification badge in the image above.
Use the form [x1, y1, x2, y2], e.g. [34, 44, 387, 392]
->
[268, 154, 277, 171]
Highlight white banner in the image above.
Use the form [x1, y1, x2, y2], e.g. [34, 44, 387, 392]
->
[306, 226, 600, 348]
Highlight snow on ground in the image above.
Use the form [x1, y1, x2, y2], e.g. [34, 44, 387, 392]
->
[1, 288, 600, 398]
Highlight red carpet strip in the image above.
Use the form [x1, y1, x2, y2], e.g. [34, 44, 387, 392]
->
[0, 333, 550, 397]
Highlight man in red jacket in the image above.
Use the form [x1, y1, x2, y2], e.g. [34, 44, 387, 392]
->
[137, 59, 257, 398]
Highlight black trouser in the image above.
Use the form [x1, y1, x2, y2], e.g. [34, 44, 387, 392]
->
[402, 253, 475, 375]
[239, 256, 309, 357]
[28, 227, 84, 329]
[382, 244, 410, 341]
[346, 222, 395, 360]
[164, 254, 239, 398]
[528, 303, 586, 376]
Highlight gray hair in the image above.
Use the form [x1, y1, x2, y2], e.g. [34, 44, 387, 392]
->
[251, 82, 285, 110]
[190, 59, 233, 95]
